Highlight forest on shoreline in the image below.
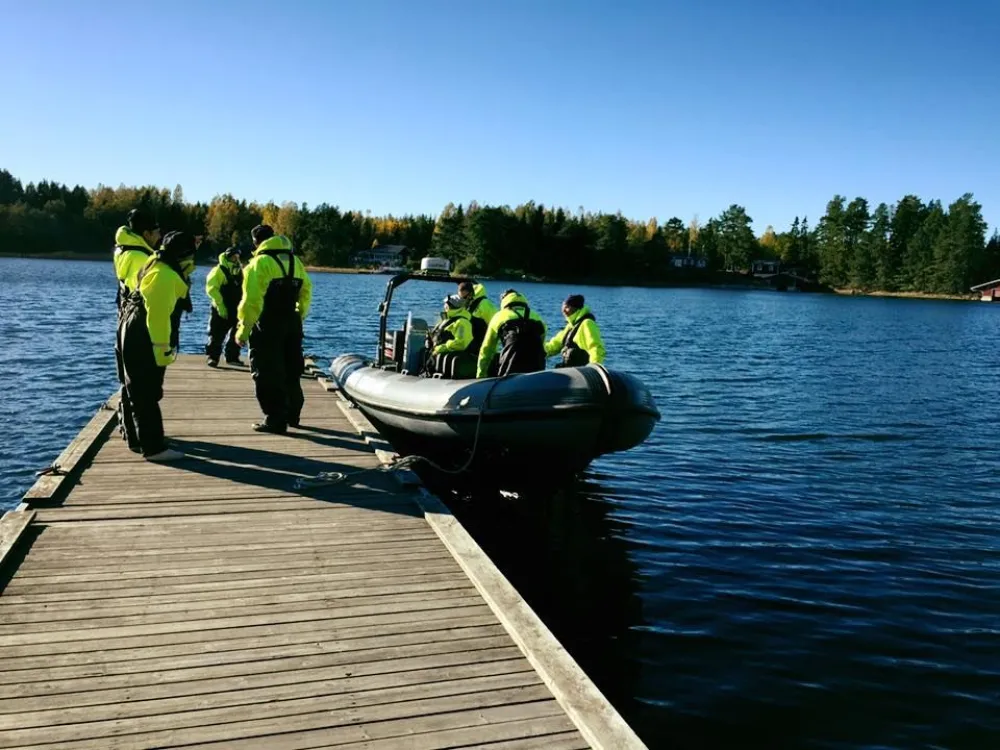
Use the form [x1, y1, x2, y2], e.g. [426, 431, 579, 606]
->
[1, 168, 996, 295]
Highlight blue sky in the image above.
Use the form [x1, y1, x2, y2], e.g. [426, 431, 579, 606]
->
[1, 0, 997, 233]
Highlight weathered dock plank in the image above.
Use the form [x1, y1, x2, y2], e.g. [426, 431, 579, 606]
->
[1, 355, 646, 749]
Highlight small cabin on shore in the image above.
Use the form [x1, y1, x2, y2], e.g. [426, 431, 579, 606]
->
[352, 244, 409, 267]
[970, 279, 1000, 302]
[751, 259, 780, 275]
[970, 278, 1000, 301]
[669, 253, 707, 269]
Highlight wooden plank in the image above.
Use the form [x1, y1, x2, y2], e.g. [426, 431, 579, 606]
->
[0, 581, 477, 636]
[1, 554, 458, 599]
[0, 594, 486, 647]
[0, 617, 503, 675]
[337, 397, 381, 439]
[0, 684, 561, 749]
[0, 509, 35, 571]
[0, 672, 547, 741]
[0, 640, 524, 705]
[15, 527, 438, 560]
[416, 486, 642, 750]
[317, 376, 339, 391]
[0, 648, 541, 712]
[16, 525, 438, 552]
[336, 726, 590, 750]
[0, 573, 470, 623]
[0, 605, 493, 660]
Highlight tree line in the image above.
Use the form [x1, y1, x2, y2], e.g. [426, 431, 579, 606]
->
[0, 168, 996, 295]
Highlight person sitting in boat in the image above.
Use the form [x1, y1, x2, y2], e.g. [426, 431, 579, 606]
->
[422, 294, 476, 379]
[545, 294, 606, 368]
[456, 280, 498, 356]
[476, 289, 548, 378]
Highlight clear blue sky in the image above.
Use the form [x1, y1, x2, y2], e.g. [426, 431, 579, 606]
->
[1, 0, 997, 234]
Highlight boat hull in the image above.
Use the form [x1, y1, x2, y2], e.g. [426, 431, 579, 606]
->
[329, 354, 660, 479]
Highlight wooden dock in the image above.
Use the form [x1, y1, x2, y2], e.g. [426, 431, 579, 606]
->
[0, 355, 646, 750]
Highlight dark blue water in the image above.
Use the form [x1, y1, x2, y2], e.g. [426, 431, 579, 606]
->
[2, 257, 1000, 749]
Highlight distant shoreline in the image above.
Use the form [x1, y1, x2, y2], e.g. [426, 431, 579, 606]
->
[0, 252, 984, 301]
[833, 288, 977, 302]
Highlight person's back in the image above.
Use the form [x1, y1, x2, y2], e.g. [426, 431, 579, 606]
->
[113, 209, 160, 312]
[545, 294, 606, 367]
[237, 225, 313, 433]
[458, 280, 498, 356]
[425, 295, 476, 379]
[476, 290, 547, 378]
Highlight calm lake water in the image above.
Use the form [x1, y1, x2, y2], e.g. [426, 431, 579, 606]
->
[2, 256, 1000, 749]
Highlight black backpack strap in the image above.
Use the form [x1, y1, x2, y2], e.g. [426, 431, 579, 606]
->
[507, 302, 529, 318]
[262, 249, 294, 278]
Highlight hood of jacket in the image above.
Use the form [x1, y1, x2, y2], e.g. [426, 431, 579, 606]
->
[114, 226, 155, 253]
[500, 290, 530, 310]
[253, 235, 294, 255]
[565, 305, 593, 324]
[218, 252, 243, 273]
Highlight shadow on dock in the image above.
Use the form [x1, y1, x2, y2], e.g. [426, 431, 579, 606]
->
[164, 438, 421, 515]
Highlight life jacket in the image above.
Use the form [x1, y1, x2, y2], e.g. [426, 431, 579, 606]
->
[258, 249, 303, 331]
[561, 312, 596, 367]
[497, 301, 546, 376]
[465, 296, 488, 352]
[114, 244, 154, 312]
[122, 256, 190, 354]
[430, 316, 463, 347]
[425, 316, 473, 380]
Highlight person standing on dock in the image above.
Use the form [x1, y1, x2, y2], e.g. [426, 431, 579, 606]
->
[544, 294, 606, 367]
[204, 246, 245, 367]
[456, 280, 497, 357]
[117, 231, 196, 461]
[112, 208, 161, 453]
[236, 224, 313, 434]
[475, 289, 547, 378]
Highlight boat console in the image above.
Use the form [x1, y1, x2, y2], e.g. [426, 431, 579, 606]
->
[380, 313, 429, 374]
[375, 257, 476, 375]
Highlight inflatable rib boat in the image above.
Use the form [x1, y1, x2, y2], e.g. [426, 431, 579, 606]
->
[330, 261, 660, 479]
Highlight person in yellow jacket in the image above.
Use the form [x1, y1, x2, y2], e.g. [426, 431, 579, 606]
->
[113, 208, 161, 312]
[476, 289, 547, 378]
[112, 208, 161, 452]
[116, 231, 196, 461]
[236, 224, 313, 433]
[423, 295, 476, 379]
[544, 294, 606, 368]
[456, 280, 498, 358]
[204, 246, 245, 367]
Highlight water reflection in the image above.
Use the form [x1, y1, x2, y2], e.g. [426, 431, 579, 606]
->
[419, 468, 647, 733]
